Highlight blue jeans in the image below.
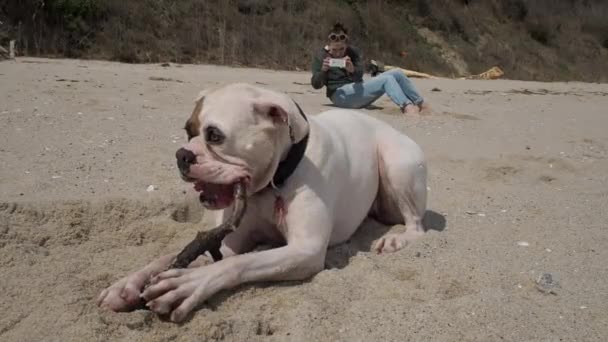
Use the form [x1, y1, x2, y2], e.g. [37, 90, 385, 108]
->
[330, 69, 424, 109]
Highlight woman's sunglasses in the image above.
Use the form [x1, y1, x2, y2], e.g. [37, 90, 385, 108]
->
[328, 33, 348, 41]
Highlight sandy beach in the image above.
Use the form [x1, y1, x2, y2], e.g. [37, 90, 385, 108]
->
[1, 58, 607, 341]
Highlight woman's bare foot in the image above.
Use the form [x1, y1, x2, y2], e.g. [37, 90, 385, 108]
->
[402, 104, 420, 115]
[418, 102, 431, 114]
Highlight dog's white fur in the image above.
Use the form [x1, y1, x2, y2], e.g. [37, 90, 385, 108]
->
[97, 83, 427, 322]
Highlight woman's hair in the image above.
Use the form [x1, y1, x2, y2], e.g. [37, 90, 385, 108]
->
[329, 22, 348, 35]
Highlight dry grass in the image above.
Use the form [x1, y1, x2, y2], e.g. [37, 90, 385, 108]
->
[1, 0, 607, 81]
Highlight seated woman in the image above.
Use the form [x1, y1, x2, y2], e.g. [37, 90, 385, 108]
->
[311, 23, 429, 115]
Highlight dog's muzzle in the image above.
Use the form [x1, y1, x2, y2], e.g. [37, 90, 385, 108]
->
[175, 148, 197, 177]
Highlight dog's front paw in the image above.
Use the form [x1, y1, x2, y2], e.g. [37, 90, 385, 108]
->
[141, 268, 200, 322]
[97, 254, 176, 312]
[97, 275, 145, 312]
[142, 262, 232, 322]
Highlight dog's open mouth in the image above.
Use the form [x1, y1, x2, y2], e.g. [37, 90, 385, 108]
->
[194, 181, 237, 209]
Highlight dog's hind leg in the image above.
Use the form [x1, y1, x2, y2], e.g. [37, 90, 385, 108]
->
[370, 136, 427, 254]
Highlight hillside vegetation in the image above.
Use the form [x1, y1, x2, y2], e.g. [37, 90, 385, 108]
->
[1, 0, 607, 82]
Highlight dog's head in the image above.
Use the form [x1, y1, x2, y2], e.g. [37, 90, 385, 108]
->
[175, 83, 308, 209]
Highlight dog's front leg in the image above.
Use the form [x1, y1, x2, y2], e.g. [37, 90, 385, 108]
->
[143, 244, 327, 322]
[142, 198, 331, 322]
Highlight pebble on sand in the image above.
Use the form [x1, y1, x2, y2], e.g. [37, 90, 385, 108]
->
[536, 272, 560, 295]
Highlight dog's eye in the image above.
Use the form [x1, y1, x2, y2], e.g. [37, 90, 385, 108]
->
[205, 126, 225, 145]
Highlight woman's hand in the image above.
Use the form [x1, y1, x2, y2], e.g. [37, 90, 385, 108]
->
[345, 56, 355, 74]
[322, 57, 331, 72]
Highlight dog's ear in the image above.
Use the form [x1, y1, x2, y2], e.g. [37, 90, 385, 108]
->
[185, 90, 207, 139]
[194, 89, 208, 103]
[253, 102, 288, 125]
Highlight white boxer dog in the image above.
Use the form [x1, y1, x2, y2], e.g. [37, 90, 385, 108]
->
[97, 83, 427, 322]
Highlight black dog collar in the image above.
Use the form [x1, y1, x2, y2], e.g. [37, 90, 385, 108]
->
[269, 101, 309, 188]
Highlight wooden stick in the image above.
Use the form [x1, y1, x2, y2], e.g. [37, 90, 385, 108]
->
[134, 180, 248, 311]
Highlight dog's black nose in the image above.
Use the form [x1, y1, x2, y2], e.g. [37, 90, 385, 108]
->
[176, 148, 196, 173]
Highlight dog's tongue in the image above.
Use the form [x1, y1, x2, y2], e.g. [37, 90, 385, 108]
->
[194, 182, 206, 192]
[194, 182, 235, 208]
